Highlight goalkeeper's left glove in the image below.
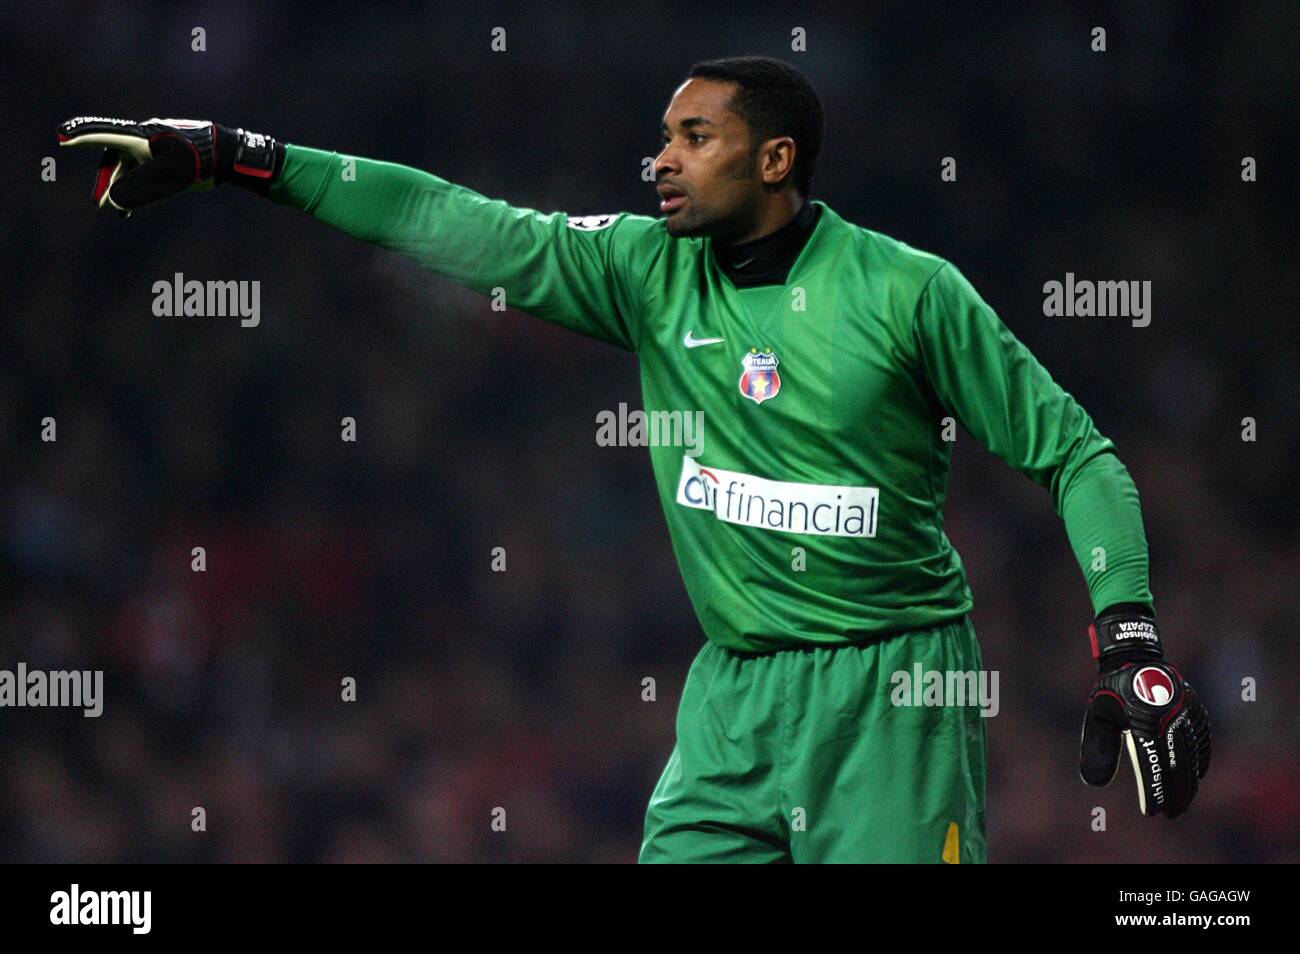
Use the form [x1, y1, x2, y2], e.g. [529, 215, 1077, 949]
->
[57, 116, 283, 216]
[1079, 605, 1212, 818]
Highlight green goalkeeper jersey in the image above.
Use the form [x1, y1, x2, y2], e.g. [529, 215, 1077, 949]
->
[270, 145, 1153, 652]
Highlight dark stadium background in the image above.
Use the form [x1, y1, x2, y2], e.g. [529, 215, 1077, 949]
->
[2, 2, 1295, 862]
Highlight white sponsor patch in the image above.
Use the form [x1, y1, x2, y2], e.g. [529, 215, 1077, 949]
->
[676, 456, 878, 538]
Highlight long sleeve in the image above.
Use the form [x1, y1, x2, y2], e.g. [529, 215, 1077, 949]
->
[267, 144, 664, 352]
[912, 262, 1154, 614]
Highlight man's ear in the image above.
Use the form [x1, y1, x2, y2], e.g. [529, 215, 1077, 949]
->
[760, 137, 797, 188]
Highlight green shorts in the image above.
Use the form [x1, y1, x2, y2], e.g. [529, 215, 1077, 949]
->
[640, 615, 988, 863]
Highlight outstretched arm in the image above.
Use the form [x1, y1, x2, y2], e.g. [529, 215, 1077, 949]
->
[58, 117, 662, 351]
[269, 144, 660, 351]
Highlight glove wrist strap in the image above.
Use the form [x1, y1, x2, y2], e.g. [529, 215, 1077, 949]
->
[1089, 611, 1163, 668]
[215, 124, 284, 192]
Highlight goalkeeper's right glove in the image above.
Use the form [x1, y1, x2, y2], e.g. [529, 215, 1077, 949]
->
[57, 116, 284, 216]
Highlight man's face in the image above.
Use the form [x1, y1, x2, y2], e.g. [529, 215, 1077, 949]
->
[655, 78, 763, 240]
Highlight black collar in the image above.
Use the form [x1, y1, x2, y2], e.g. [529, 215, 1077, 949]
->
[712, 199, 820, 288]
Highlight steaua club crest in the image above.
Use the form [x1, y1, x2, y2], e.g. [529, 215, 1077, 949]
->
[739, 348, 781, 404]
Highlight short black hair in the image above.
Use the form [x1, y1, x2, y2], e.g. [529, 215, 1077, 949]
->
[687, 55, 824, 196]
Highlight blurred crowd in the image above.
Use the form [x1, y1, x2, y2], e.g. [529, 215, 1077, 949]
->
[2, 2, 1295, 862]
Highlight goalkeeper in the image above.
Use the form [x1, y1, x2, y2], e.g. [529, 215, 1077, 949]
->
[58, 55, 1210, 863]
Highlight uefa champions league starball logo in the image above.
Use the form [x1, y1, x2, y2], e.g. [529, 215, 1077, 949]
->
[565, 213, 617, 231]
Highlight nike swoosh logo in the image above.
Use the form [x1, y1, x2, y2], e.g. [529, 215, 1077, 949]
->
[732, 257, 755, 268]
[684, 332, 726, 349]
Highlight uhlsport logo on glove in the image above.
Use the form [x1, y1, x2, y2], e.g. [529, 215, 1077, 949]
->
[1132, 666, 1175, 706]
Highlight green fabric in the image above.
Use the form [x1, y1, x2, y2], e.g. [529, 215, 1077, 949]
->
[269, 145, 1153, 650]
[640, 616, 988, 863]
